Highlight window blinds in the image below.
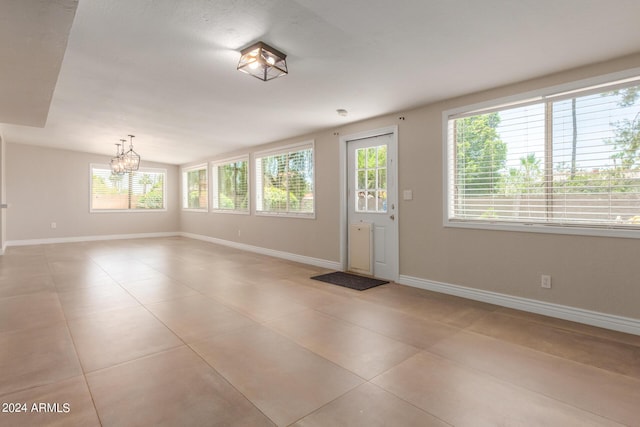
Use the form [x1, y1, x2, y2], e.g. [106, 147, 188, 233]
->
[91, 166, 166, 211]
[182, 166, 208, 210]
[211, 158, 249, 212]
[255, 143, 314, 215]
[449, 82, 640, 229]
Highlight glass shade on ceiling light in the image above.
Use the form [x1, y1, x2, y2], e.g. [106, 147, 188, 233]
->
[123, 134, 141, 172]
[110, 141, 127, 175]
[237, 41, 288, 81]
[110, 135, 141, 175]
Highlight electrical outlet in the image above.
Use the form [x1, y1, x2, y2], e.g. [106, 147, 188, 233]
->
[541, 274, 552, 289]
[51, 222, 57, 229]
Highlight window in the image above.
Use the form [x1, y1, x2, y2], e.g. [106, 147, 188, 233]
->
[446, 75, 640, 236]
[182, 165, 208, 210]
[211, 157, 249, 213]
[255, 142, 314, 216]
[355, 144, 387, 213]
[91, 165, 166, 211]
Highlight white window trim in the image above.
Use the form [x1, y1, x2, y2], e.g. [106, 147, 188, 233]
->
[89, 164, 168, 213]
[210, 155, 251, 215]
[181, 163, 209, 212]
[442, 67, 640, 239]
[254, 140, 316, 219]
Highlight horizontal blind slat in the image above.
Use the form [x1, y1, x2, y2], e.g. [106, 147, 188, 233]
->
[449, 81, 640, 228]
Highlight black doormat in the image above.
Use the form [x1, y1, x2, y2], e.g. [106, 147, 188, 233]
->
[310, 271, 388, 291]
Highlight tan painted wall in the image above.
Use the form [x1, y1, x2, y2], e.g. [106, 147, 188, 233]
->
[182, 53, 640, 320]
[4, 54, 638, 320]
[6, 143, 179, 240]
[0, 134, 5, 252]
[181, 135, 341, 263]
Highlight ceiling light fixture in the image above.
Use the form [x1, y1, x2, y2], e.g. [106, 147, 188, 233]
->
[237, 41, 288, 81]
[110, 135, 141, 175]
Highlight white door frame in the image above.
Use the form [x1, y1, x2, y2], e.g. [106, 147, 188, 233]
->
[339, 125, 399, 281]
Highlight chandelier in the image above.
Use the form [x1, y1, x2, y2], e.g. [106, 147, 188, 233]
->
[237, 41, 288, 81]
[110, 134, 141, 175]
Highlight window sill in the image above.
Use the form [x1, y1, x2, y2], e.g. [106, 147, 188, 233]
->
[444, 219, 640, 239]
[182, 208, 209, 213]
[256, 211, 316, 220]
[90, 209, 168, 213]
[210, 209, 250, 215]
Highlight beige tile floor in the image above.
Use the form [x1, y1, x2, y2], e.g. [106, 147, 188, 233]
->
[0, 237, 639, 426]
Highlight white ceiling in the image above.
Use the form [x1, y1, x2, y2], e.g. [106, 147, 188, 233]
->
[0, 0, 77, 127]
[2, 0, 640, 165]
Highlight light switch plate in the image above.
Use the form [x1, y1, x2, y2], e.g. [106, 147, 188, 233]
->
[403, 190, 413, 201]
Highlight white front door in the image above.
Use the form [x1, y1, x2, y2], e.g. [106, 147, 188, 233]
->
[346, 131, 397, 280]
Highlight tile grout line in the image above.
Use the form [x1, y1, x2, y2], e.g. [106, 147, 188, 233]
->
[427, 328, 638, 425]
[184, 342, 278, 426]
[493, 307, 640, 349]
[460, 312, 640, 382]
[4, 238, 638, 425]
[48, 258, 105, 427]
[97, 255, 280, 426]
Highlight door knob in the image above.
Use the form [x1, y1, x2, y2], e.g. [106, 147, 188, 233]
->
[389, 214, 395, 220]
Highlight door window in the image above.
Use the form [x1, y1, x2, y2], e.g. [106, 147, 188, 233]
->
[355, 144, 387, 212]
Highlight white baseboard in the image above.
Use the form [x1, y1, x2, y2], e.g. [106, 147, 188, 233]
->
[5, 230, 342, 271]
[6, 231, 181, 247]
[5, 231, 636, 335]
[398, 274, 640, 336]
[180, 232, 342, 271]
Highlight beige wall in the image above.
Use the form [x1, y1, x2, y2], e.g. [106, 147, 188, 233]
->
[6, 143, 179, 240]
[0, 134, 5, 252]
[3, 53, 639, 320]
[181, 53, 640, 320]
[180, 136, 341, 263]
[394, 54, 640, 320]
